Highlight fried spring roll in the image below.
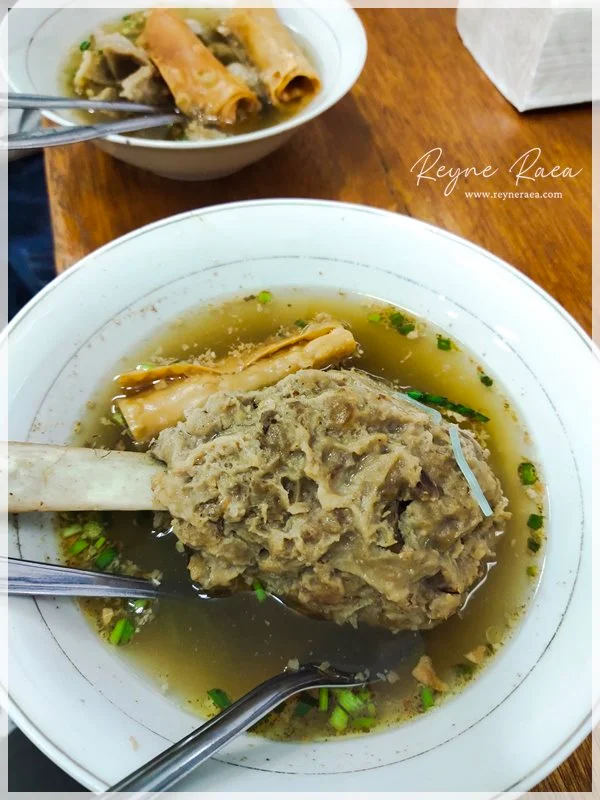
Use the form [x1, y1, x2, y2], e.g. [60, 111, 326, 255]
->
[139, 8, 260, 124]
[118, 326, 357, 442]
[226, 6, 321, 107]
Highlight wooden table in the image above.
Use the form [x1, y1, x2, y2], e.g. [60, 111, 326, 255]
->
[43, 8, 592, 792]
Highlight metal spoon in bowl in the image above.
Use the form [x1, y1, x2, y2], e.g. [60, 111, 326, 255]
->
[3, 556, 424, 796]
[105, 629, 423, 797]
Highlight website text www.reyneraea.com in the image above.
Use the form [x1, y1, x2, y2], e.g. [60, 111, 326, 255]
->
[464, 190, 563, 200]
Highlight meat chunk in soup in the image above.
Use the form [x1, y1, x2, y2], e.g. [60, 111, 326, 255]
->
[152, 369, 509, 631]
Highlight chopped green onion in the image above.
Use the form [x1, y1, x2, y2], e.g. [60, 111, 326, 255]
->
[294, 319, 307, 328]
[356, 687, 372, 703]
[480, 374, 494, 387]
[83, 520, 104, 540]
[208, 688, 231, 710]
[137, 363, 154, 371]
[122, 14, 131, 19]
[518, 462, 538, 485]
[352, 717, 376, 730]
[132, 599, 148, 611]
[69, 538, 88, 556]
[388, 311, 415, 335]
[526, 565, 538, 577]
[437, 336, 452, 351]
[318, 687, 329, 711]
[61, 523, 83, 539]
[527, 513, 543, 530]
[252, 579, 267, 602]
[367, 312, 382, 324]
[406, 390, 489, 423]
[94, 546, 118, 570]
[333, 689, 364, 715]
[94, 535, 106, 550]
[329, 704, 349, 732]
[388, 310, 405, 329]
[527, 537, 541, 553]
[364, 701, 377, 718]
[420, 686, 434, 710]
[399, 392, 443, 424]
[293, 701, 312, 718]
[79, 40, 91, 51]
[111, 410, 126, 427]
[294, 697, 316, 718]
[110, 617, 135, 646]
[257, 291, 272, 305]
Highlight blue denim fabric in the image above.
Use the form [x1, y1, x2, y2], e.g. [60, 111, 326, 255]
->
[8, 154, 54, 321]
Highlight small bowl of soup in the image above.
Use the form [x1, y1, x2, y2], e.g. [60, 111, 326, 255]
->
[2, 5, 367, 180]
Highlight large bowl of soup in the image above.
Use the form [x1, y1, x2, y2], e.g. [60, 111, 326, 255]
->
[3, 200, 593, 792]
[3, 3, 367, 180]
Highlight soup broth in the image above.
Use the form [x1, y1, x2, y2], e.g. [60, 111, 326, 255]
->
[64, 289, 545, 740]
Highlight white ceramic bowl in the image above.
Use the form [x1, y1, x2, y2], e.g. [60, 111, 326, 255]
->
[3, 200, 595, 792]
[2, 2, 366, 180]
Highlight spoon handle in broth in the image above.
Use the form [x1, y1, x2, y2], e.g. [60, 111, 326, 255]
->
[4, 442, 164, 512]
[106, 665, 362, 796]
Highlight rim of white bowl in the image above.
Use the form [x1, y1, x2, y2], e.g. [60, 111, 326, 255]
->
[3, 2, 367, 151]
[3, 200, 596, 794]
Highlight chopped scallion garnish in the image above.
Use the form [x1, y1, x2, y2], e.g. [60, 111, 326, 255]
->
[94, 546, 118, 570]
[293, 700, 313, 718]
[527, 537, 541, 553]
[480, 374, 494, 387]
[527, 513, 543, 530]
[94, 535, 106, 550]
[367, 312, 382, 324]
[83, 520, 103, 540]
[329, 704, 349, 732]
[333, 689, 364, 715]
[294, 319, 307, 329]
[518, 462, 538, 485]
[69, 538, 88, 556]
[252, 579, 267, 602]
[61, 523, 83, 539]
[420, 686, 434, 710]
[110, 617, 135, 646]
[111, 409, 126, 427]
[257, 291, 272, 305]
[437, 336, 452, 351]
[318, 687, 329, 712]
[526, 565, 538, 577]
[208, 688, 231, 710]
[406, 390, 489, 423]
[79, 40, 91, 51]
[388, 311, 415, 335]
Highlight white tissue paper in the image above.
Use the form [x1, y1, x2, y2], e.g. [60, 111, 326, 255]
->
[456, 6, 593, 112]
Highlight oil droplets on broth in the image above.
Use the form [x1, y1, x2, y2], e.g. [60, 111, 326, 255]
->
[64, 289, 545, 741]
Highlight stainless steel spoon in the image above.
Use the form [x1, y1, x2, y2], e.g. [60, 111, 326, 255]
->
[5, 113, 180, 151]
[3, 556, 423, 795]
[1, 556, 169, 599]
[105, 634, 423, 797]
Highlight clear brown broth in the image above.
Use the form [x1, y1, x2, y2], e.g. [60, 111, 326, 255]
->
[66, 289, 544, 740]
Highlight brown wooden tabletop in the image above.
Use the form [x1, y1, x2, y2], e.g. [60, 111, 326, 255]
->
[43, 8, 591, 791]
